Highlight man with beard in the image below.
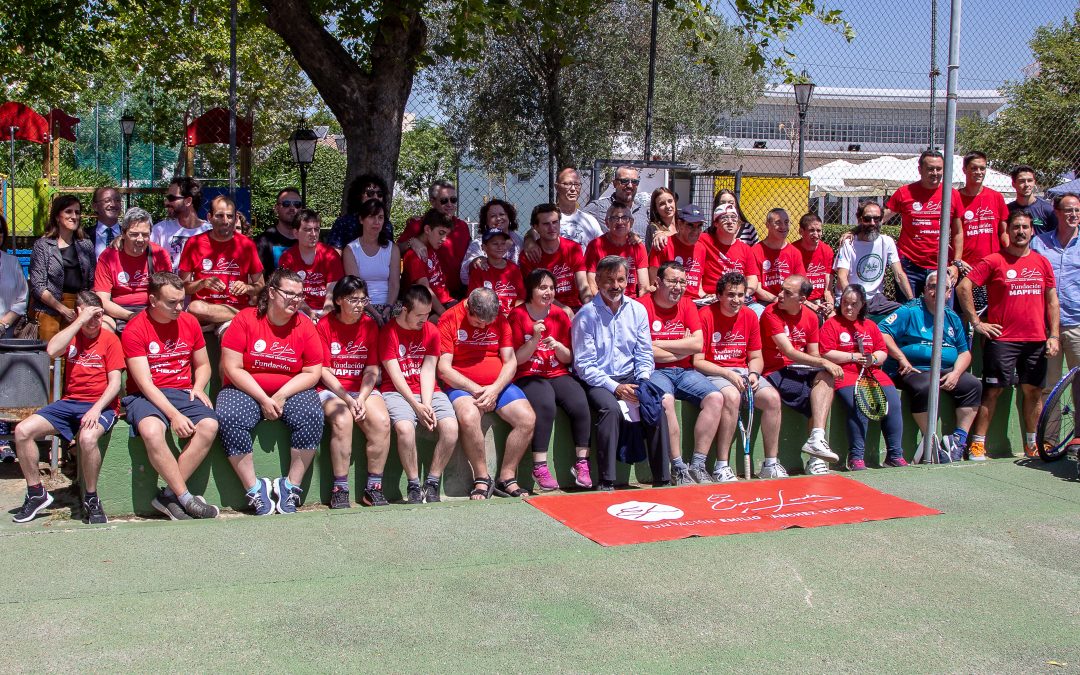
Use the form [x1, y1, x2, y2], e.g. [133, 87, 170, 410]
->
[151, 177, 211, 271]
[835, 201, 914, 316]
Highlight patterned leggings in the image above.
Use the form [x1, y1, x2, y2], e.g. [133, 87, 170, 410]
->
[217, 387, 325, 456]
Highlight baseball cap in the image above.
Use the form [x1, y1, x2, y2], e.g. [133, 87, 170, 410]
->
[677, 204, 705, 224]
[482, 229, 512, 243]
[713, 203, 738, 218]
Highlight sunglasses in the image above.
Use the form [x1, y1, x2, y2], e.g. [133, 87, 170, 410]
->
[616, 178, 640, 186]
[364, 188, 384, 198]
[861, 216, 882, 223]
[439, 196, 458, 205]
[279, 200, 302, 208]
[164, 194, 185, 202]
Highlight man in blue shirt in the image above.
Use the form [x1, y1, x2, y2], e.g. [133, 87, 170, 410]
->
[572, 255, 664, 490]
[1008, 166, 1058, 235]
[880, 271, 982, 461]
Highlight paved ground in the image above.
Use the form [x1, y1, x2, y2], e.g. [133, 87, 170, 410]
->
[1, 458, 1078, 672]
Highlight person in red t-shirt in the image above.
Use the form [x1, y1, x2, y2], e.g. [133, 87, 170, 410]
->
[120, 272, 220, 520]
[585, 202, 650, 297]
[955, 152, 1009, 268]
[437, 287, 535, 499]
[693, 271, 782, 482]
[760, 275, 845, 473]
[750, 208, 806, 310]
[12, 292, 124, 524]
[178, 195, 264, 331]
[218, 268, 325, 515]
[278, 209, 345, 321]
[401, 209, 455, 318]
[640, 261, 725, 485]
[519, 204, 590, 313]
[93, 207, 172, 332]
[958, 210, 1061, 460]
[648, 205, 708, 298]
[316, 276, 392, 508]
[509, 268, 593, 491]
[397, 181, 471, 297]
[379, 285, 460, 504]
[793, 213, 835, 321]
[699, 202, 761, 304]
[467, 230, 525, 316]
[821, 284, 906, 470]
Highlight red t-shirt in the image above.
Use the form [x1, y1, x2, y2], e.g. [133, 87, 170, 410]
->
[520, 237, 586, 309]
[886, 182, 962, 268]
[638, 294, 702, 369]
[121, 311, 206, 395]
[220, 307, 323, 395]
[699, 234, 759, 296]
[467, 261, 525, 316]
[966, 250, 1056, 341]
[178, 232, 263, 307]
[378, 320, 441, 395]
[584, 235, 648, 297]
[93, 244, 172, 306]
[698, 304, 761, 368]
[819, 316, 893, 389]
[507, 304, 572, 379]
[316, 312, 379, 392]
[402, 247, 452, 304]
[398, 217, 471, 293]
[751, 243, 806, 298]
[437, 301, 512, 386]
[759, 304, 820, 374]
[649, 236, 706, 296]
[278, 243, 345, 309]
[64, 329, 125, 411]
[957, 188, 1008, 265]
[795, 240, 834, 302]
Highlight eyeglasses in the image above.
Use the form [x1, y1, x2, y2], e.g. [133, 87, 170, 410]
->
[615, 178, 640, 186]
[164, 194, 185, 202]
[279, 200, 302, 208]
[272, 286, 304, 302]
[364, 188, 384, 198]
[558, 182, 582, 189]
[607, 215, 632, 222]
[662, 277, 688, 286]
[439, 196, 458, 205]
[861, 216, 882, 222]
[343, 296, 370, 307]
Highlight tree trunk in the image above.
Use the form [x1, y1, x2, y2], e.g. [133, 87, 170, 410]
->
[260, 0, 427, 213]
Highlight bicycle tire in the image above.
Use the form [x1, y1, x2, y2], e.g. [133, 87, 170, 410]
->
[1037, 366, 1079, 462]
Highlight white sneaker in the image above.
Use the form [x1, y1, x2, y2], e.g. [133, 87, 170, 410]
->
[801, 436, 840, 462]
[758, 462, 789, 479]
[712, 465, 738, 483]
[805, 457, 830, 475]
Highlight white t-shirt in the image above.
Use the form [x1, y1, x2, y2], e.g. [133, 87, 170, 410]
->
[559, 209, 603, 253]
[834, 235, 899, 298]
[152, 218, 212, 270]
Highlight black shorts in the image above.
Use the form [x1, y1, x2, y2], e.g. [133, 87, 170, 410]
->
[765, 366, 819, 417]
[122, 388, 219, 436]
[982, 340, 1046, 388]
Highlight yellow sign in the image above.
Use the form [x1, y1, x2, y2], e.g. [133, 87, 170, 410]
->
[713, 175, 810, 242]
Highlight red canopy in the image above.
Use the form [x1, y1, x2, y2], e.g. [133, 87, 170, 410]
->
[48, 108, 80, 142]
[0, 102, 50, 143]
[185, 108, 252, 147]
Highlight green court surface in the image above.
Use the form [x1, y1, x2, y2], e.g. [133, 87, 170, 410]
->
[2, 459, 1078, 672]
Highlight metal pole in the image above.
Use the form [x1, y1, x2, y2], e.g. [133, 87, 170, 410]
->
[94, 105, 100, 174]
[642, 0, 659, 161]
[228, 0, 238, 197]
[124, 136, 131, 210]
[300, 165, 308, 206]
[797, 110, 807, 176]
[8, 127, 16, 242]
[929, 0, 940, 149]
[923, 0, 962, 464]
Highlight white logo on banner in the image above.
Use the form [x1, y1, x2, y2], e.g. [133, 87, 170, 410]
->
[607, 501, 684, 522]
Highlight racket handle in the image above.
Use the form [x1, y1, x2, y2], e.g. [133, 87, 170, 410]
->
[744, 453, 751, 480]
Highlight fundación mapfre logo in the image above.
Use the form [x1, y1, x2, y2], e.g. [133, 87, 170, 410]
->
[607, 501, 684, 522]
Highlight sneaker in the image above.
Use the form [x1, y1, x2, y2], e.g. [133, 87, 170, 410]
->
[82, 495, 108, 524]
[1024, 443, 1040, 459]
[12, 489, 54, 523]
[1067, 438, 1080, 462]
[406, 483, 423, 505]
[847, 458, 867, 471]
[688, 465, 714, 484]
[0, 444, 14, 463]
[967, 440, 987, 462]
[329, 485, 351, 509]
[759, 462, 789, 479]
[247, 478, 276, 516]
[883, 456, 909, 468]
[597, 480, 615, 492]
[712, 465, 738, 483]
[183, 496, 220, 519]
[801, 436, 840, 462]
[361, 483, 388, 507]
[941, 435, 963, 463]
[804, 457, 830, 475]
[672, 465, 694, 486]
[570, 460, 593, 489]
[152, 489, 191, 521]
[531, 463, 559, 492]
[274, 478, 302, 514]
[422, 479, 441, 503]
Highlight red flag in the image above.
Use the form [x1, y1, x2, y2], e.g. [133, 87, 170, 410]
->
[48, 108, 80, 142]
[185, 108, 252, 147]
[0, 102, 50, 143]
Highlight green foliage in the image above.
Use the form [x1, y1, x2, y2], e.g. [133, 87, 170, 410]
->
[957, 9, 1080, 185]
[396, 119, 458, 198]
[250, 144, 346, 231]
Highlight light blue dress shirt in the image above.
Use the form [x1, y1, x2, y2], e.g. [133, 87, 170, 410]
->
[1031, 229, 1080, 327]
[572, 294, 653, 392]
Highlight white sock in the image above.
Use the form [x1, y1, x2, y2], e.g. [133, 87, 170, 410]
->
[810, 428, 825, 441]
[715, 460, 729, 468]
[1025, 432, 1036, 445]
[763, 458, 778, 467]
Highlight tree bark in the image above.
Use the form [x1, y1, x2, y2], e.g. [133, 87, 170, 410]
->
[260, 0, 427, 213]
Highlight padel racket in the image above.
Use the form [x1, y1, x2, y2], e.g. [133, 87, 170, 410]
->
[739, 374, 755, 479]
[854, 335, 887, 422]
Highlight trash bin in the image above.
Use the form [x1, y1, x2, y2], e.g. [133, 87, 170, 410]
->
[0, 339, 51, 408]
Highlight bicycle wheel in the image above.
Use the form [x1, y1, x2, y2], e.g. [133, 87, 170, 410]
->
[1037, 366, 1079, 462]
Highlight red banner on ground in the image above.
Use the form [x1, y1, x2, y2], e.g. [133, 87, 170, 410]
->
[527, 475, 940, 547]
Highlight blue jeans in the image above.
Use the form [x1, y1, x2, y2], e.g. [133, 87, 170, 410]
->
[836, 385, 904, 461]
[649, 367, 719, 406]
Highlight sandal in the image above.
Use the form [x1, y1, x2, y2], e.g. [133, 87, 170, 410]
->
[469, 477, 494, 500]
[494, 479, 529, 498]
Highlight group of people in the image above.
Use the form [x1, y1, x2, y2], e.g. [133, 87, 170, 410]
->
[5, 155, 1077, 525]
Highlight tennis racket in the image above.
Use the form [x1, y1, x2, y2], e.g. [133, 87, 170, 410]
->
[854, 335, 887, 422]
[739, 374, 755, 479]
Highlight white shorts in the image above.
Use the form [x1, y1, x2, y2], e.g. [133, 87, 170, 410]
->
[318, 389, 381, 404]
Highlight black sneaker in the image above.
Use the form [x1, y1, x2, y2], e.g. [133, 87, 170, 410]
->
[82, 495, 108, 525]
[329, 486, 351, 509]
[597, 481, 616, 492]
[687, 465, 714, 484]
[422, 479, 441, 503]
[406, 483, 423, 504]
[12, 489, 53, 523]
[673, 466, 694, 486]
[151, 489, 191, 521]
[183, 496, 220, 519]
[361, 484, 388, 507]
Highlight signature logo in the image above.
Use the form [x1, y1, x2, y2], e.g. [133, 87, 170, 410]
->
[607, 501, 685, 522]
[708, 490, 843, 514]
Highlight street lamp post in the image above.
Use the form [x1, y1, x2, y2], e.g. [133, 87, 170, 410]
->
[120, 113, 135, 209]
[793, 72, 815, 177]
[288, 125, 318, 206]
